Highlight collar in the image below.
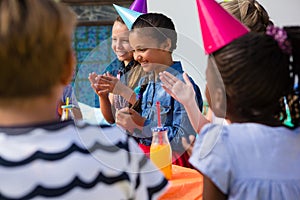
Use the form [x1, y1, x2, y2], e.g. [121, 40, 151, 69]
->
[118, 60, 136, 76]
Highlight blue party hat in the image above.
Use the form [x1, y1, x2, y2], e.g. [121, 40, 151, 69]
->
[113, 4, 142, 30]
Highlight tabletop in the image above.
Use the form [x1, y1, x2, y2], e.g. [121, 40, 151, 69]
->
[159, 164, 203, 200]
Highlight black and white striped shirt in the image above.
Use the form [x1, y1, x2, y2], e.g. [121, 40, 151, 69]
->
[0, 120, 168, 199]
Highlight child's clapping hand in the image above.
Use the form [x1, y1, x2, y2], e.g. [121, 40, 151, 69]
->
[159, 71, 195, 106]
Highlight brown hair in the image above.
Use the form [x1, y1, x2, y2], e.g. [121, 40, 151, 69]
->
[0, 0, 76, 99]
[220, 0, 271, 32]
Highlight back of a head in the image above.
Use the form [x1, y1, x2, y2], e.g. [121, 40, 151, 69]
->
[220, 0, 271, 32]
[0, 0, 76, 101]
[131, 13, 177, 51]
[212, 28, 300, 126]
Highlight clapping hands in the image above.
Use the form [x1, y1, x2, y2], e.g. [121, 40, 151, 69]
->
[88, 72, 124, 97]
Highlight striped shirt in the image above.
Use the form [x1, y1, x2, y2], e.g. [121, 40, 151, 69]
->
[0, 120, 168, 199]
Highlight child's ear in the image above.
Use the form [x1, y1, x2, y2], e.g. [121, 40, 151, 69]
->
[61, 50, 76, 85]
[161, 38, 172, 51]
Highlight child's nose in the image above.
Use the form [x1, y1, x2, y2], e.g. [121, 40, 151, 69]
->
[134, 52, 142, 62]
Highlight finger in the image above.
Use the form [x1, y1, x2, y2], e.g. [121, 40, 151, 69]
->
[97, 89, 109, 95]
[163, 71, 179, 84]
[106, 72, 113, 77]
[161, 84, 175, 97]
[189, 135, 196, 144]
[181, 137, 190, 149]
[88, 72, 97, 83]
[183, 72, 192, 86]
[159, 73, 175, 86]
[93, 83, 110, 89]
[100, 75, 114, 82]
[159, 75, 174, 89]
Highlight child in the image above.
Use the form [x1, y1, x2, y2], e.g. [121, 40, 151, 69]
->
[191, 25, 300, 200]
[190, 0, 300, 198]
[89, 16, 144, 124]
[0, 1, 168, 199]
[115, 13, 203, 168]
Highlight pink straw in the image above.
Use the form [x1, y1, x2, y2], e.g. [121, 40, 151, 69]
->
[156, 101, 161, 127]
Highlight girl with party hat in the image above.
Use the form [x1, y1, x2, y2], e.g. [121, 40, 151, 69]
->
[188, 0, 300, 199]
[115, 12, 204, 168]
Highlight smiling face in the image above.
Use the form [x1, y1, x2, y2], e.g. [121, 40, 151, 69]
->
[129, 29, 172, 73]
[111, 21, 133, 64]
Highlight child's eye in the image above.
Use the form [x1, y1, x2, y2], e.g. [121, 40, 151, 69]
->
[137, 48, 147, 52]
[121, 40, 129, 43]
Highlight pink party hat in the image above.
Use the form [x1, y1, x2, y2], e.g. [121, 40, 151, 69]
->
[196, 0, 249, 54]
[130, 0, 147, 13]
[113, 4, 142, 30]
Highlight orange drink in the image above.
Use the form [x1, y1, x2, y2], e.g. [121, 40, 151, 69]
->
[150, 143, 172, 179]
[150, 127, 172, 179]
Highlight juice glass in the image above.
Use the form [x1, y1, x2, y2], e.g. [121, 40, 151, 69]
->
[150, 127, 172, 179]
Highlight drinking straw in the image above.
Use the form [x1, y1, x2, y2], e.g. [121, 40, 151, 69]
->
[65, 97, 70, 119]
[156, 101, 161, 127]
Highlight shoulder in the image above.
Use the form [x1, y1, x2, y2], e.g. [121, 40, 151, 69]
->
[102, 58, 122, 76]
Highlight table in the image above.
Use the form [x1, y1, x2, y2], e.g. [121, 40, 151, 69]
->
[159, 165, 203, 200]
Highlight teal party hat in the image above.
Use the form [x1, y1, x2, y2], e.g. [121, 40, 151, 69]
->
[113, 4, 142, 30]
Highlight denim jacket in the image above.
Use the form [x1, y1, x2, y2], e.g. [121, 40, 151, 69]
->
[133, 61, 203, 152]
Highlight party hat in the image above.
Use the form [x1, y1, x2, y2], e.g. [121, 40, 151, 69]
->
[113, 4, 142, 30]
[196, 0, 249, 54]
[130, 0, 147, 13]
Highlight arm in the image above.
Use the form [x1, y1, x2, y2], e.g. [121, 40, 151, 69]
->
[203, 175, 227, 200]
[159, 71, 209, 133]
[99, 94, 115, 124]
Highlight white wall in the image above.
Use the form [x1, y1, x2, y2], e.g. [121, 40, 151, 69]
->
[148, 0, 300, 99]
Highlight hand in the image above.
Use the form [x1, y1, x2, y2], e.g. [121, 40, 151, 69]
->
[159, 71, 195, 106]
[97, 72, 126, 95]
[88, 72, 109, 97]
[182, 135, 196, 156]
[116, 107, 145, 134]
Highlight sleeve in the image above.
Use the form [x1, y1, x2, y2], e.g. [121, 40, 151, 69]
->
[189, 124, 232, 195]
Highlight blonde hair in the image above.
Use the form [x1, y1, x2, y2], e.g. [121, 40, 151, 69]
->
[0, 0, 76, 99]
[220, 0, 271, 32]
[127, 62, 145, 89]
